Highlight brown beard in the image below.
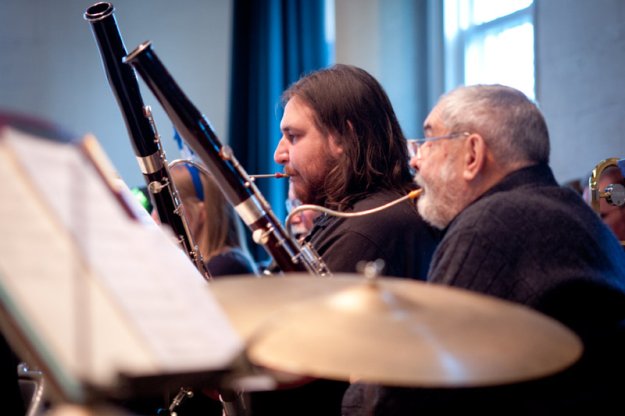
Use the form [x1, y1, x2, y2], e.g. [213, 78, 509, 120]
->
[292, 151, 338, 206]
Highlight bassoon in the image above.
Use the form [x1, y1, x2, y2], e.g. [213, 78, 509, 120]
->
[123, 41, 330, 276]
[84, 2, 211, 280]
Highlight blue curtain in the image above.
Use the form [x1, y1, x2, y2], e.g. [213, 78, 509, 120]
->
[228, 0, 331, 262]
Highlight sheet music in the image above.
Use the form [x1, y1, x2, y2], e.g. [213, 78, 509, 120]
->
[0, 126, 243, 399]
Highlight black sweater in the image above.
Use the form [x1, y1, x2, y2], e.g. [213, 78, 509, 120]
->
[343, 164, 625, 415]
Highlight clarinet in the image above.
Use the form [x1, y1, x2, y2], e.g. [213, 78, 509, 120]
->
[84, 3, 211, 280]
[123, 41, 330, 276]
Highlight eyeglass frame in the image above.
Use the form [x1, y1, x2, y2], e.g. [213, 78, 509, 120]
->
[406, 132, 471, 160]
[285, 197, 302, 214]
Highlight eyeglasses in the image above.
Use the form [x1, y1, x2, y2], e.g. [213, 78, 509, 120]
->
[406, 132, 470, 160]
[285, 197, 302, 214]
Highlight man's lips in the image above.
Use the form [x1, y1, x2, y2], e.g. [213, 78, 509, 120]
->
[284, 168, 297, 179]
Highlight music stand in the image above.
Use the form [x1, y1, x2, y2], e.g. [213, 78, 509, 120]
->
[0, 113, 244, 406]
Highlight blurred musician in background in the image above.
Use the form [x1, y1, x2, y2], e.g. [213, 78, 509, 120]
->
[343, 84, 625, 414]
[166, 161, 258, 277]
[249, 64, 440, 415]
[583, 165, 625, 243]
[285, 182, 318, 242]
[260, 182, 319, 274]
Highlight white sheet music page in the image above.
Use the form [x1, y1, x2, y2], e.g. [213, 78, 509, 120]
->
[0, 126, 243, 397]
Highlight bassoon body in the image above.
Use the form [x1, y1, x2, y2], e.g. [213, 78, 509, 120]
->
[84, 3, 211, 280]
[124, 41, 330, 276]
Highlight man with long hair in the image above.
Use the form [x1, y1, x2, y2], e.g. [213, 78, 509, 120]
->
[275, 64, 439, 278]
[250, 64, 440, 415]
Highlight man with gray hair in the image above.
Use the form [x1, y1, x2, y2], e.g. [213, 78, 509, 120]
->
[343, 84, 625, 414]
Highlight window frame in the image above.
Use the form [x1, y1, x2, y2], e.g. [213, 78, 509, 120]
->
[443, 0, 535, 97]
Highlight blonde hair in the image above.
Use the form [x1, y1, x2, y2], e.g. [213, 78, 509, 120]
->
[170, 161, 248, 259]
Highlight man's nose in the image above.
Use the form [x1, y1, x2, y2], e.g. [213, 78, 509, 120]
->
[290, 212, 303, 224]
[274, 137, 289, 164]
[409, 153, 420, 171]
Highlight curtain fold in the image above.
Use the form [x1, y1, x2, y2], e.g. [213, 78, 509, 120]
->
[228, 0, 331, 262]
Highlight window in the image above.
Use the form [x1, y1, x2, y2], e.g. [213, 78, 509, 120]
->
[325, 0, 336, 64]
[444, 0, 535, 99]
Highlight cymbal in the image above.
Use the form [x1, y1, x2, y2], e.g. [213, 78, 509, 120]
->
[210, 274, 355, 340]
[210, 274, 582, 388]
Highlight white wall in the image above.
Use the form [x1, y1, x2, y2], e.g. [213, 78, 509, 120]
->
[536, 0, 625, 184]
[335, 0, 425, 138]
[337, 0, 625, 185]
[4, 0, 624, 188]
[0, 0, 232, 187]
[335, 0, 380, 75]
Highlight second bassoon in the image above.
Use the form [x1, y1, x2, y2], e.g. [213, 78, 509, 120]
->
[124, 41, 330, 276]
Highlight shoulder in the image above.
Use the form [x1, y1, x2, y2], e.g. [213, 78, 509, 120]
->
[432, 183, 625, 292]
[327, 190, 439, 247]
[310, 189, 440, 277]
[349, 189, 431, 229]
[454, 183, 582, 231]
[207, 248, 258, 277]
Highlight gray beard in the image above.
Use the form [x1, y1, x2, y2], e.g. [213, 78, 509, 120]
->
[414, 168, 467, 230]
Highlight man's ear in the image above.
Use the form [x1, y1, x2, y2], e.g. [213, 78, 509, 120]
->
[328, 121, 351, 157]
[463, 133, 487, 181]
[328, 134, 344, 157]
